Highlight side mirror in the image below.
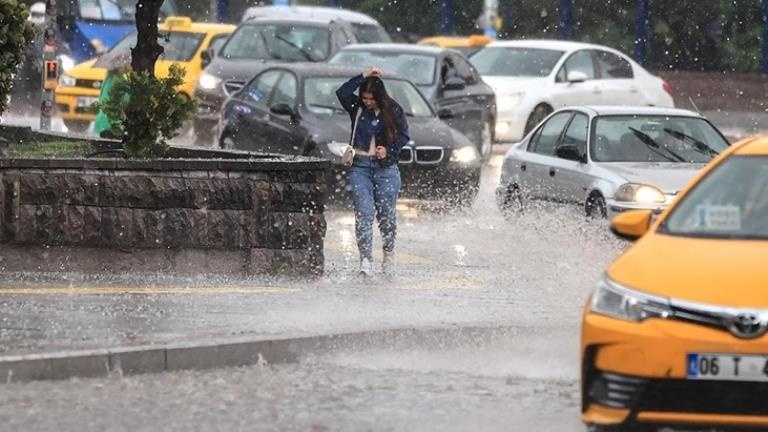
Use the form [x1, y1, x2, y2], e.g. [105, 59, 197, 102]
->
[555, 144, 585, 162]
[201, 48, 214, 69]
[610, 210, 653, 241]
[437, 107, 455, 119]
[442, 77, 466, 91]
[567, 70, 588, 83]
[270, 103, 298, 119]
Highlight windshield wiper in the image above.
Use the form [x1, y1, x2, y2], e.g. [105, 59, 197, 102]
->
[664, 128, 720, 158]
[274, 34, 316, 61]
[628, 127, 686, 162]
[258, 30, 284, 61]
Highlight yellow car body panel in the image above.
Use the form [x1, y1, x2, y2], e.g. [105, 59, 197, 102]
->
[581, 135, 768, 428]
[417, 35, 492, 49]
[54, 18, 234, 125]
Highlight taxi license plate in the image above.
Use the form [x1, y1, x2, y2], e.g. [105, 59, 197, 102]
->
[76, 97, 97, 108]
[687, 353, 768, 381]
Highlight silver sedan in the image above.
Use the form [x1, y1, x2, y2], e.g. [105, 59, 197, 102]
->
[496, 106, 731, 219]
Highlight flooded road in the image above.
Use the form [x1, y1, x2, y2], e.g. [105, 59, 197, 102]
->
[0, 154, 636, 431]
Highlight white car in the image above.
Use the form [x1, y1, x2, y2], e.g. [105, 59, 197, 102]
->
[470, 39, 674, 143]
[496, 106, 730, 219]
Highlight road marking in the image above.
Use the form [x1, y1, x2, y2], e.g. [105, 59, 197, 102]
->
[0, 286, 300, 295]
[396, 276, 486, 291]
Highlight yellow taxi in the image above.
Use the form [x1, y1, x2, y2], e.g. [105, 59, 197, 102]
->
[54, 17, 234, 133]
[582, 134, 768, 430]
[417, 34, 492, 57]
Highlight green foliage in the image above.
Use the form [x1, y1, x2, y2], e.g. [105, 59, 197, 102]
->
[97, 64, 197, 159]
[9, 140, 93, 158]
[0, 0, 36, 116]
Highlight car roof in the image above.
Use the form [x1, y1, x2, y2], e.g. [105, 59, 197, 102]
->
[418, 35, 492, 48]
[485, 39, 622, 53]
[733, 134, 768, 156]
[243, 5, 381, 25]
[159, 17, 235, 33]
[575, 105, 703, 117]
[239, 16, 336, 26]
[338, 43, 445, 56]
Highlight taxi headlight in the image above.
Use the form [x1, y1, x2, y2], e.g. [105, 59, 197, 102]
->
[497, 93, 522, 112]
[614, 183, 666, 203]
[450, 146, 479, 163]
[58, 74, 76, 87]
[199, 73, 222, 90]
[590, 276, 671, 322]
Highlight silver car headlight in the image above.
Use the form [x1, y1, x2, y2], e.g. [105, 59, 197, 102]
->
[199, 73, 222, 90]
[497, 93, 522, 112]
[614, 183, 666, 203]
[326, 141, 348, 157]
[450, 145, 479, 163]
[58, 73, 76, 87]
[590, 276, 671, 322]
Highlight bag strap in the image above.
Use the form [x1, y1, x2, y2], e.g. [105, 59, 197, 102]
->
[350, 106, 362, 145]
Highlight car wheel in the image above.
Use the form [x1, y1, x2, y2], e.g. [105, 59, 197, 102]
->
[498, 183, 524, 220]
[63, 120, 90, 134]
[524, 104, 552, 136]
[479, 120, 493, 161]
[585, 193, 607, 219]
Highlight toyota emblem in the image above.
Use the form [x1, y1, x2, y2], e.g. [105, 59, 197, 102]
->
[728, 313, 767, 339]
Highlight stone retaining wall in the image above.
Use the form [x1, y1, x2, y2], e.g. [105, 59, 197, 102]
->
[0, 157, 330, 276]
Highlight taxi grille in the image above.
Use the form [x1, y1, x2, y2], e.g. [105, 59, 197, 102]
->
[638, 379, 768, 415]
[75, 79, 102, 89]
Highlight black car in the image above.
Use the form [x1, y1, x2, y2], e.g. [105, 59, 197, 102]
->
[219, 64, 482, 206]
[328, 44, 497, 160]
[193, 17, 371, 145]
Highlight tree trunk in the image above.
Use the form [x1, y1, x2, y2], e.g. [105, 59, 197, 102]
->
[131, 0, 164, 74]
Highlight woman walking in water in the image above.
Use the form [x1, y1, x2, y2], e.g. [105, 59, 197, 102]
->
[336, 67, 410, 277]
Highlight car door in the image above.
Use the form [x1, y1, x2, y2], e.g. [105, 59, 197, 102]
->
[229, 70, 282, 152]
[519, 111, 572, 201]
[549, 112, 592, 204]
[436, 54, 483, 144]
[552, 49, 601, 108]
[593, 50, 637, 105]
[264, 71, 306, 155]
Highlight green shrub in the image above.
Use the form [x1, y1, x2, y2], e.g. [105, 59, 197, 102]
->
[97, 64, 197, 159]
[0, 0, 36, 116]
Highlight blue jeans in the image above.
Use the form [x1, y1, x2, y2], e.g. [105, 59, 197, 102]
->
[347, 156, 401, 261]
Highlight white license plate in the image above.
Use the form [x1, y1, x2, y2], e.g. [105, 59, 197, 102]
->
[687, 353, 768, 381]
[76, 97, 97, 108]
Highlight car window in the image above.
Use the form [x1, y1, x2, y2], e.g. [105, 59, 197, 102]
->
[557, 50, 596, 82]
[591, 115, 729, 163]
[208, 34, 231, 54]
[471, 47, 564, 77]
[303, 77, 433, 117]
[560, 113, 588, 157]
[529, 112, 571, 156]
[330, 51, 437, 86]
[79, 0, 175, 20]
[270, 73, 298, 108]
[243, 70, 282, 108]
[595, 50, 633, 79]
[351, 23, 391, 43]
[451, 54, 479, 84]
[221, 23, 330, 62]
[106, 31, 204, 62]
[662, 156, 768, 239]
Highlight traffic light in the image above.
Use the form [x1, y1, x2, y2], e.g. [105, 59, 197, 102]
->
[43, 60, 59, 90]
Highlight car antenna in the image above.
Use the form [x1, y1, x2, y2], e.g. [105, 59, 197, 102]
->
[688, 96, 701, 115]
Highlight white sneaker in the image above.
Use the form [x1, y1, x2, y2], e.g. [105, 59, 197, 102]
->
[382, 254, 395, 278]
[359, 258, 372, 277]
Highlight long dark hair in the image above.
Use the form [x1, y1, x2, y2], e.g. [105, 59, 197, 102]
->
[359, 77, 399, 144]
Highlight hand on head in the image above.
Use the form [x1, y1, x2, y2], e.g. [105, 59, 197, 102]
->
[363, 67, 383, 79]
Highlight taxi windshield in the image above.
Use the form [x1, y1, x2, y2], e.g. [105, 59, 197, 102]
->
[661, 156, 768, 239]
[109, 31, 204, 62]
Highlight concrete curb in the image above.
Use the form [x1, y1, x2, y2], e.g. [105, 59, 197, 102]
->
[0, 325, 521, 384]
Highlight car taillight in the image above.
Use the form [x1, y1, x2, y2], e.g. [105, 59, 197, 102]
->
[662, 80, 673, 96]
